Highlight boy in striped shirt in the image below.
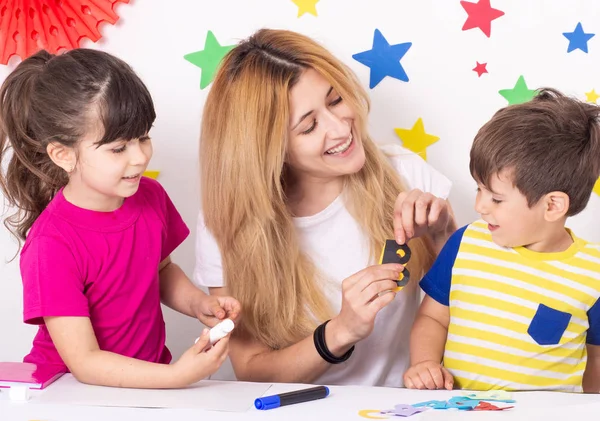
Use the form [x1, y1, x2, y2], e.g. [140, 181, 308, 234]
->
[404, 88, 600, 393]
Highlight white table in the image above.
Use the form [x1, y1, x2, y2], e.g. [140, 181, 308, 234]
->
[2, 377, 600, 421]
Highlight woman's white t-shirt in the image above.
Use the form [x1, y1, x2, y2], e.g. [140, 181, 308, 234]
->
[194, 145, 452, 387]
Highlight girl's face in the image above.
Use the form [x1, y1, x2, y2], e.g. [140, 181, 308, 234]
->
[66, 123, 153, 211]
[286, 69, 366, 183]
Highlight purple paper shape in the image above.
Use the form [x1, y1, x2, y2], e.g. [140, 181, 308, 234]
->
[381, 404, 428, 417]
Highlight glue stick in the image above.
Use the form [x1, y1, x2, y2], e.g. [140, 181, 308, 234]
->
[194, 319, 235, 348]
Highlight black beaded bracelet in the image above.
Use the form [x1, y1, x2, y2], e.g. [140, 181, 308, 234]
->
[313, 320, 355, 364]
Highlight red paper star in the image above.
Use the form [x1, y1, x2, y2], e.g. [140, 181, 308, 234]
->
[461, 0, 505, 37]
[473, 61, 488, 77]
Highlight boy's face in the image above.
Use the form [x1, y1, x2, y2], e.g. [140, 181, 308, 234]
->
[474, 170, 547, 248]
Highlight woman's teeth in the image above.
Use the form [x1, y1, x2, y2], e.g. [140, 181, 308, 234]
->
[326, 133, 353, 155]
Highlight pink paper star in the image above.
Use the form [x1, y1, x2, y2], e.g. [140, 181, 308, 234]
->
[473, 61, 488, 77]
[461, 0, 505, 37]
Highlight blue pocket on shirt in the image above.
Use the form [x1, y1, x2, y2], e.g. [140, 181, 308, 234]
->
[527, 304, 572, 345]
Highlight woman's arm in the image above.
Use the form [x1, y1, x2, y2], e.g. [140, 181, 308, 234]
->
[227, 324, 334, 383]
[209, 263, 401, 383]
[210, 287, 349, 383]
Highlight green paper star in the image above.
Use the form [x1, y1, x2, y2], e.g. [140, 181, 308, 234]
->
[499, 75, 537, 105]
[184, 31, 236, 89]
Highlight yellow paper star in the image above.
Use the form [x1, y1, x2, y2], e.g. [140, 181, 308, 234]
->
[291, 0, 319, 17]
[586, 89, 600, 104]
[143, 170, 160, 180]
[394, 118, 440, 161]
[594, 178, 600, 196]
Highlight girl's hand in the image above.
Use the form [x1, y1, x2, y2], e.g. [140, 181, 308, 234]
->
[193, 294, 241, 327]
[171, 328, 230, 387]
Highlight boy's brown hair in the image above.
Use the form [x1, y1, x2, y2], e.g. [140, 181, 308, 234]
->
[470, 88, 600, 216]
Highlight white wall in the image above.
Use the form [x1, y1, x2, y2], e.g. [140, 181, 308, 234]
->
[2, 0, 600, 379]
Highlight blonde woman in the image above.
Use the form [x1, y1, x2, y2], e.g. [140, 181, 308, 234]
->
[194, 29, 456, 387]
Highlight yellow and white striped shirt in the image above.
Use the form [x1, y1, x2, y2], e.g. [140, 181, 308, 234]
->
[420, 221, 600, 392]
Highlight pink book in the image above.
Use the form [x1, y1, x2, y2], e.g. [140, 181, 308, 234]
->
[0, 362, 66, 389]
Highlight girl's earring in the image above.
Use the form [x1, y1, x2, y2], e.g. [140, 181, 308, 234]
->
[68, 165, 74, 174]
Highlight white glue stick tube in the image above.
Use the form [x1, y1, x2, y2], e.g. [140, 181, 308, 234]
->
[195, 319, 235, 347]
[209, 319, 235, 344]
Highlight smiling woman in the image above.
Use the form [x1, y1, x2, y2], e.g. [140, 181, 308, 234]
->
[286, 69, 366, 190]
[195, 28, 456, 387]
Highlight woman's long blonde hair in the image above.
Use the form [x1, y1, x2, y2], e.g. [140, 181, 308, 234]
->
[201, 29, 435, 349]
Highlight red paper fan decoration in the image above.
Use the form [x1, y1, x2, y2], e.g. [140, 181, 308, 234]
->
[0, 0, 130, 65]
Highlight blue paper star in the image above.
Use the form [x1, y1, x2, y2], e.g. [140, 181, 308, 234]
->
[352, 29, 412, 89]
[563, 22, 595, 53]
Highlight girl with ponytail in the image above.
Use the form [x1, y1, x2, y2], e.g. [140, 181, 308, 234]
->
[0, 49, 239, 388]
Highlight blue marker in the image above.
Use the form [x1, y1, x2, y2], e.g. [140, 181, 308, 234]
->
[254, 386, 330, 410]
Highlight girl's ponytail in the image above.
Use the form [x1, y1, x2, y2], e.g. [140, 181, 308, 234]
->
[0, 50, 68, 243]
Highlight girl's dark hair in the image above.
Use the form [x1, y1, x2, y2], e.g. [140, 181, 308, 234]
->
[0, 49, 156, 243]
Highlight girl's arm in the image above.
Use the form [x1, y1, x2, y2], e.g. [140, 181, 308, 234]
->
[158, 256, 240, 326]
[44, 316, 228, 388]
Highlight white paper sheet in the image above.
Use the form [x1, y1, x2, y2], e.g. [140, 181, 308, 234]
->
[32, 374, 273, 412]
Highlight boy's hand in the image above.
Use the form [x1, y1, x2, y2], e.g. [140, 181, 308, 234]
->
[171, 329, 230, 387]
[404, 360, 454, 390]
[193, 294, 241, 327]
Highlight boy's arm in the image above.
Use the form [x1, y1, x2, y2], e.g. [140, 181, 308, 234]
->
[410, 295, 450, 364]
[585, 294, 600, 393]
[404, 296, 453, 389]
[583, 344, 600, 393]
[585, 296, 600, 393]
[158, 256, 240, 327]
[404, 226, 466, 390]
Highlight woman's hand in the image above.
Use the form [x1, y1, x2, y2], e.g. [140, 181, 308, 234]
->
[326, 264, 404, 354]
[393, 189, 456, 246]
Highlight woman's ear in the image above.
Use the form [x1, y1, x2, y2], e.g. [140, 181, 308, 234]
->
[47, 143, 76, 174]
[543, 191, 570, 222]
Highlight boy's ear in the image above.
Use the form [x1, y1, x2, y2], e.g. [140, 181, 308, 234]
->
[543, 191, 569, 222]
[47, 142, 76, 174]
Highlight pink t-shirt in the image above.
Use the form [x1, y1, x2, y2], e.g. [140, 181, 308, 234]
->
[20, 177, 189, 370]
